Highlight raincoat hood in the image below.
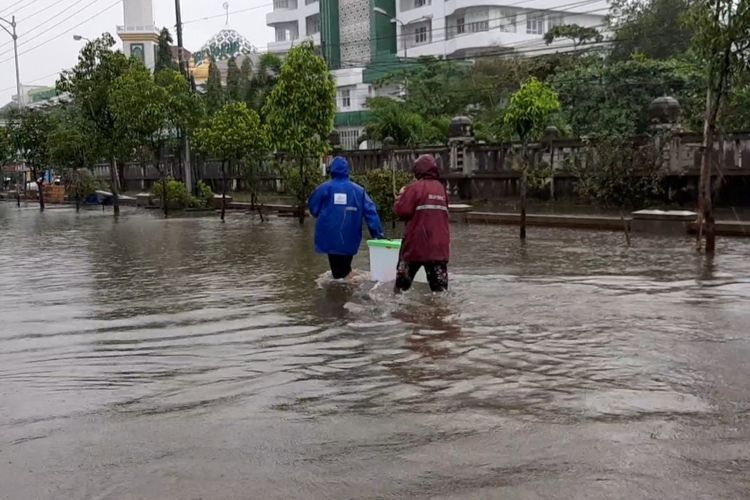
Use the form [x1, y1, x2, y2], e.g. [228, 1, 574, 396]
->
[413, 154, 440, 180]
[329, 157, 350, 179]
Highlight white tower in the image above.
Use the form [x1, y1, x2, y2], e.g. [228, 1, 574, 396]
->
[117, 0, 160, 71]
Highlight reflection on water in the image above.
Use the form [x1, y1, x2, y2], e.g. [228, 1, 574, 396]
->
[1, 204, 750, 499]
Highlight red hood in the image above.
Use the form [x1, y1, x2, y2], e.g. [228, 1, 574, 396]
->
[413, 155, 440, 180]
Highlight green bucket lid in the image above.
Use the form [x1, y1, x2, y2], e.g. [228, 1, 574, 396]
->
[367, 239, 402, 249]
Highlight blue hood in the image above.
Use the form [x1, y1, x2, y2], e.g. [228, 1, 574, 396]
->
[329, 157, 350, 179]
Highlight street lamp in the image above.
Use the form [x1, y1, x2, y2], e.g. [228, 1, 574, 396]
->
[0, 15, 22, 110]
[373, 6, 407, 58]
[73, 34, 90, 42]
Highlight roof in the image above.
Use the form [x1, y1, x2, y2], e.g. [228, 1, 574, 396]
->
[192, 27, 258, 66]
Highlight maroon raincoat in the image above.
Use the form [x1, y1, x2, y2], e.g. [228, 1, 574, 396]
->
[394, 155, 450, 262]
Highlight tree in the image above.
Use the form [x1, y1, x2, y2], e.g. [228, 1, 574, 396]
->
[205, 57, 224, 114]
[380, 58, 470, 119]
[570, 136, 665, 209]
[226, 56, 242, 102]
[240, 57, 252, 101]
[0, 125, 19, 206]
[66, 169, 100, 211]
[364, 97, 428, 147]
[503, 78, 561, 239]
[550, 57, 704, 138]
[247, 53, 282, 112]
[608, 0, 695, 61]
[687, 0, 750, 254]
[9, 109, 53, 211]
[544, 24, 603, 49]
[194, 102, 268, 221]
[0, 126, 12, 166]
[47, 106, 100, 210]
[110, 65, 199, 216]
[155, 27, 178, 73]
[58, 34, 133, 216]
[263, 41, 336, 224]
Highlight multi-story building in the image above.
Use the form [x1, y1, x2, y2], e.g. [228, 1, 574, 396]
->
[388, 0, 607, 59]
[267, 0, 322, 54]
[266, 0, 608, 149]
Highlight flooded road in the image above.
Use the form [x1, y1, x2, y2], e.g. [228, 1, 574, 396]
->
[1, 204, 750, 499]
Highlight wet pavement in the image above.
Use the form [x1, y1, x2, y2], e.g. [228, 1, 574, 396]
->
[1, 203, 750, 499]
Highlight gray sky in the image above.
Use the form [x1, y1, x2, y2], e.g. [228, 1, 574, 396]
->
[0, 0, 273, 106]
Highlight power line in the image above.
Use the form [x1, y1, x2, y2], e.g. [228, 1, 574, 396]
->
[0, 0, 40, 17]
[0, 0, 122, 65]
[0, 0, 100, 53]
[183, 2, 274, 25]
[0, 69, 61, 94]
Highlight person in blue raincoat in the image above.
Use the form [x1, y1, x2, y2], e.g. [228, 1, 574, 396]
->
[308, 156, 385, 280]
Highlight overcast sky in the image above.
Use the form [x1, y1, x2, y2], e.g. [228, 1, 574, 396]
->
[0, 0, 274, 106]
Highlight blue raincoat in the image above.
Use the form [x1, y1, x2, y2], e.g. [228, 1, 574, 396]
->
[308, 157, 384, 256]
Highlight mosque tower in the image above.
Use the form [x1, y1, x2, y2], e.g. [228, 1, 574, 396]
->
[117, 0, 160, 71]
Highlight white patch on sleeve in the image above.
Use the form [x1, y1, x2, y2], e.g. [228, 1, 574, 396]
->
[334, 193, 347, 205]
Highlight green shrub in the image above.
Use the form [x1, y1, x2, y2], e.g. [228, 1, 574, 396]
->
[65, 168, 100, 202]
[275, 160, 323, 203]
[196, 180, 213, 207]
[152, 178, 195, 207]
[352, 167, 414, 221]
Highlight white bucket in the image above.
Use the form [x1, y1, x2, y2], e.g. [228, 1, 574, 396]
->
[367, 239, 427, 283]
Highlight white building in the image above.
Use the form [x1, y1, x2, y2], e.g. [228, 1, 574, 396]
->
[266, 0, 321, 54]
[392, 0, 607, 59]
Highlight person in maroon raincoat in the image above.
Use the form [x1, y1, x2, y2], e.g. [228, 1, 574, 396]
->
[393, 154, 450, 292]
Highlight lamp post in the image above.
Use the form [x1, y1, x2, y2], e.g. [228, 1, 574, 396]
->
[0, 15, 22, 110]
[72, 34, 90, 42]
[373, 7, 407, 58]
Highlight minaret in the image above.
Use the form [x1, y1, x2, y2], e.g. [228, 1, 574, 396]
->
[117, 0, 160, 71]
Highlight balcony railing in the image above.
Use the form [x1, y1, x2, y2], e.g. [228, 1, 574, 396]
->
[116, 24, 158, 33]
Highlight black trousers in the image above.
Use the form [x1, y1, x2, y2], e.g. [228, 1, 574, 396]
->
[395, 261, 449, 293]
[328, 254, 354, 279]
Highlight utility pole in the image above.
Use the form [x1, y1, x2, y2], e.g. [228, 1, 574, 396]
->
[0, 15, 22, 110]
[1, 14, 23, 202]
[174, 0, 193, 194]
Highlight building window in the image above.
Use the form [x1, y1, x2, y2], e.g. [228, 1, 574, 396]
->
[526, 14, 544, 35]
[468, 20, 489, 33]
[414, 0, 429, 7]
[499, 8, 517, 32]
[415, 25, 429, 44]
[456, 17, 465, 34]
[305, 0, 318, 4]
[306, 14, 320, 35]
[340, 88, 352, 108]
[275, 25, 298, 41]
[338, 128, 362, 150]
[274, 0, 288, 9]
[547, 15, 564, 29]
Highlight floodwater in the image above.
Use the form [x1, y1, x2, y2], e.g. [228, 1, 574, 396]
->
[1, 204, 750, 500]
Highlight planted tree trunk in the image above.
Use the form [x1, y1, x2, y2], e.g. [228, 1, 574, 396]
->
[157, 149, 168, 218]
[75, 194, 81, 212]
[221, 159, 227, 222]
[697, 120, 716, 253]
[298, 158, 305, 225]
[36, 180, 45, 211]
[697, 52, 729, 254]
[520, 143, 528, 240]
[390, 153, 397, 230]
[110, 157, 120, 216]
